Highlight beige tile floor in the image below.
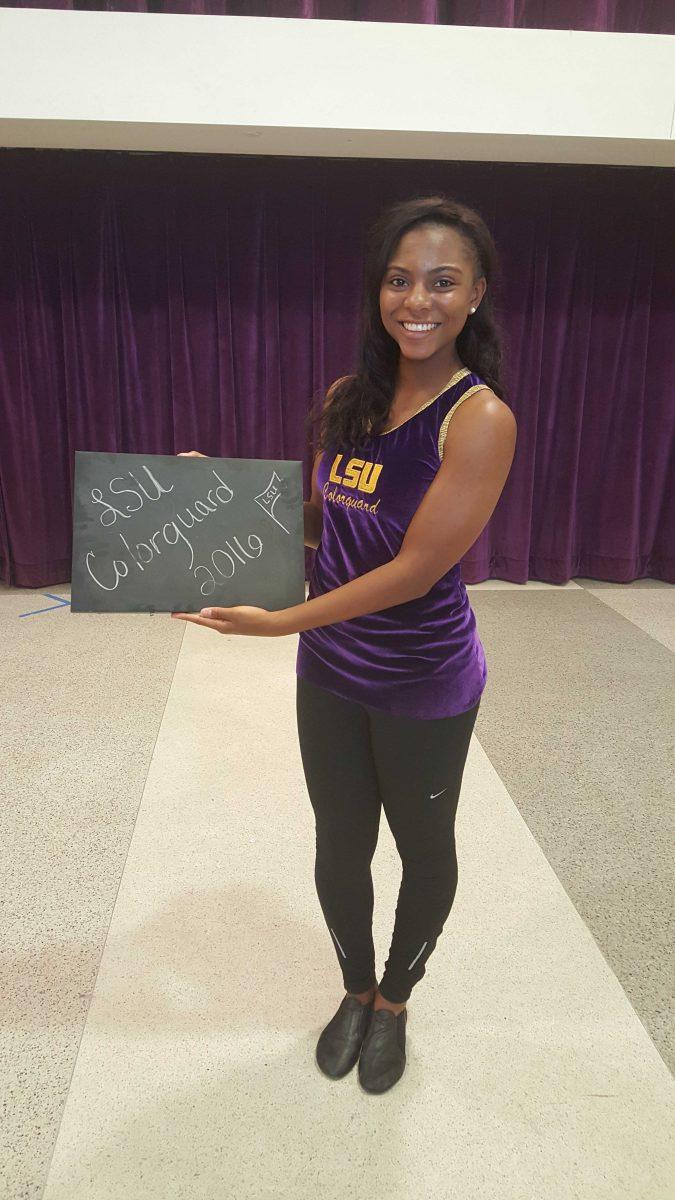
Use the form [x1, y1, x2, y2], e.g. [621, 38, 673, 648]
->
[1, 576, 673, 1199]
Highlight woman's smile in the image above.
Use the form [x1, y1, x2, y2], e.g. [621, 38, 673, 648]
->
[398, 320, 442, 339]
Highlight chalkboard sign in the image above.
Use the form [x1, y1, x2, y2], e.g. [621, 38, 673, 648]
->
[71, 452, 306, 614]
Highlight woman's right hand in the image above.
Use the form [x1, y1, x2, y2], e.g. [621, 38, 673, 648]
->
[177, 450, 208, 457]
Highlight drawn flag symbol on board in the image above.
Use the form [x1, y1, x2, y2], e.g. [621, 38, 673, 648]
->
[254, 470, 291, 535]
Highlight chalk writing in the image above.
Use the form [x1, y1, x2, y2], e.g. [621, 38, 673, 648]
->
[71, 453, 303, 613]
[254, 470, 291, 534]
[84, 463, 273, 596]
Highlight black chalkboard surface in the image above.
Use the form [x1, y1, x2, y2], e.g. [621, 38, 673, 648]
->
[71, 452, 306, 614]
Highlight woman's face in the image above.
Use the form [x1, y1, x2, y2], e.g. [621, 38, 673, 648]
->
[379, 224, 485, 364]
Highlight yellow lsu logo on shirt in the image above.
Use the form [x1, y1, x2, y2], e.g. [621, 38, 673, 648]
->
[328, 454, 382, 494]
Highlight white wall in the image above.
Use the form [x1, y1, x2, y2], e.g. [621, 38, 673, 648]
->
[0, 9, 673, 165]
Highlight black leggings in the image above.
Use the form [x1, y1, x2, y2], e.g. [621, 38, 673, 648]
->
[295, 675, 481, 1005]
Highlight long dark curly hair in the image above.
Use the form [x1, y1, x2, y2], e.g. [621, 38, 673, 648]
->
[305, 193, 509, 455]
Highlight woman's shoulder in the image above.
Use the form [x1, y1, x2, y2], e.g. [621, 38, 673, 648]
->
[453, 370, 504, 407]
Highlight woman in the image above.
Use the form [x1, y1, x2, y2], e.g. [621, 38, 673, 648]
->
[174, 194, 517, 1095]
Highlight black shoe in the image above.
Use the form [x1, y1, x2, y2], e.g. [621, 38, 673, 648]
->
[357, 1006, 407, 1094]
[316, 995, 374, 1079]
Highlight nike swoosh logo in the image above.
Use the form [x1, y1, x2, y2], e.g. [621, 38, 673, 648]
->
[429, 789, 447, 799]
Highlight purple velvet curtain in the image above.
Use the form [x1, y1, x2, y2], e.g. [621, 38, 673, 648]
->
[0, 149, 673, 588]
[1, 0, 673, 35]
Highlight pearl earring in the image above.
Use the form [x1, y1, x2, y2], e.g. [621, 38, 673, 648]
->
[470, 307, 476, 313]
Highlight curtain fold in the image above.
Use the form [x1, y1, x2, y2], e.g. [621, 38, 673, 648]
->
[0, 148, 673, 587]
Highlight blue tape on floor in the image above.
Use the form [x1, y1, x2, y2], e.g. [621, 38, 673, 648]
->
[18, 595, 71, 618]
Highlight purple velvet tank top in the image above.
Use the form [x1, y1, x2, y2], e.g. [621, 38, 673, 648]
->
[295, 366, 490, 719]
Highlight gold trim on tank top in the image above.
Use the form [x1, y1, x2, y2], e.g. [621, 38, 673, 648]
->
[375, 367, 470, 436]
[437, 384, 493, 460]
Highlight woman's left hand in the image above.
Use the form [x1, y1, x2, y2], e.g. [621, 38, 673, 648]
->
[170, 605, 284, 637]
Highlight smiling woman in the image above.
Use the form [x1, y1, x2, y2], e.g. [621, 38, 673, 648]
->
[177, 193, 516, 1095]
[379, 225, 486, 380]
[306, 194, 506, 451]
[292, 194, 516, 1091]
